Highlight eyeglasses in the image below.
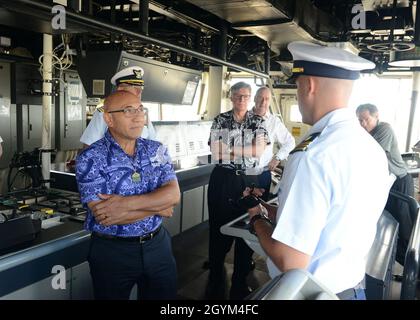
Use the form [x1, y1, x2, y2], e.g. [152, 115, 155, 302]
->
[107, 105, 145, 118]
[233, 94, 251, 101]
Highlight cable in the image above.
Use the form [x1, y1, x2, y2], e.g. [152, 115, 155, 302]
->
[38, 34, 74, 80]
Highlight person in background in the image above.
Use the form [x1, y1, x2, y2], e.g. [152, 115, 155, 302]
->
[76, 90, 180, 300]
[244, 41, 391, 300]
[206, 81, 270, 300]
[80, 66, 156, 147]
[356, 103, 414, 264]
[0, 135, 2, 159]
[356, 103, 414, 198]
[250, 87, 295, 200]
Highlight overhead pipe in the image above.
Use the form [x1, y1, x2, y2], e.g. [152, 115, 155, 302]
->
[264, 42, 270, 74]
[110, 0, 116, 24]
[82, 0, 92, 16]
[0, 0, 268, 79]
[219, 22, 227, 61]
[415, 0, 420, 45]
[406, 71, 420, 151]
[407, 1, 420, 151]
[139, 0, 149, 36]
[389, 0, 398, 45]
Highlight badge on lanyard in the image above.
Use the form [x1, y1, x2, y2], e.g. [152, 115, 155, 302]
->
[132, 171, 141, 183]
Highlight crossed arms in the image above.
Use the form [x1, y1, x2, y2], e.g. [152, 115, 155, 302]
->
[87, 180, 180, 226]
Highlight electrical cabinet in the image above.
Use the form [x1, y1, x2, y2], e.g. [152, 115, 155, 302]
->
[17, 104, 55, 152]
[12, 61, 56, 152]
[0, 61, 14, 169]
[162, 203, 181, 236]
[13, 63, 44, 106]
[0, 262, 95, 300]
[70, 261, 94, 300]
[55, 71, 86, 150]
[0, 269, 71, 300]
[182, 186, 204, 231]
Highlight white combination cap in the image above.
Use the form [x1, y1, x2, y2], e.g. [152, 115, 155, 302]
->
[111, 66, 145, 87]
[288, 41, 375, 80]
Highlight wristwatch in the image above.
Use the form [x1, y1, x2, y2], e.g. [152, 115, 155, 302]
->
[248, 212, 273, 235]
[274, 155, 282, 161]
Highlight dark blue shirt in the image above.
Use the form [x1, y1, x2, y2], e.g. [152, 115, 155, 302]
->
[75, 130, 177, 237]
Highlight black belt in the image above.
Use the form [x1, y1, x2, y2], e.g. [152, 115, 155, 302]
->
[92, 225, 161, 243]
[216, 166, 247, 176]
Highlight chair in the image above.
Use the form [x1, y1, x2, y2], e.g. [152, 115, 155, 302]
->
[400, 205, 420, 299]
[365, 210, 399, 299]
[385, 190, 419, 265]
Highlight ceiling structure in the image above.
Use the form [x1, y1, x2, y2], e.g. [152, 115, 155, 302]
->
[0, 0, 419, 77]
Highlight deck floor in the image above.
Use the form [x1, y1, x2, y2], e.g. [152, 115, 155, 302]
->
[171, 222, 419, 300]
[172, 222, 270, 300]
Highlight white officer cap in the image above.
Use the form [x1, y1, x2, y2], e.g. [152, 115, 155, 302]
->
[288, 41, 375, 80]
[111, 66, 145, 87]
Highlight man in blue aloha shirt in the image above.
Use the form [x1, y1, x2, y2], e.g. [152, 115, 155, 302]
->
[76, 90, 180, 300]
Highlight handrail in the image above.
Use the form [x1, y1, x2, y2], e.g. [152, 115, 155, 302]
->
[0, 230, 90, 273]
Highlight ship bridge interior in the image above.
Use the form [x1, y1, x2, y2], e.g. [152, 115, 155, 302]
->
[0, 0, 419, 303]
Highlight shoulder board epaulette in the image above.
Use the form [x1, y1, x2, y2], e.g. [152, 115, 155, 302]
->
[97, 106, 104, 113]
[289, 132, 321, 155]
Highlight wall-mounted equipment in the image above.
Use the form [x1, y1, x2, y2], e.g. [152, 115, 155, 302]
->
[76, 50, 201, 105]
[55, 71, 86, 150]
[16, 103, 55, 152]
[0, 60, 15, 169]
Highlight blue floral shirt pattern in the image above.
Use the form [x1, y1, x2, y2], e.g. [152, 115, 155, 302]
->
[75, 130, 177, 237]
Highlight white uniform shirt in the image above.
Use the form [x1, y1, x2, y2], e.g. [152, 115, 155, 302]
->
[80, 110, 156, 145]
[256, 112, 295, 169]
[0, 135, 2, 143]
[267, 108, 392, 294]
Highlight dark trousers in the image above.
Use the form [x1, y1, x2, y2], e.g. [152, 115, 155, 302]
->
[386, 173, 415, 265]
[207, 166, 258, 288]
[87, 226, 177, 300]
[257, 170, 272, 201]
[390, 172, 415, 197]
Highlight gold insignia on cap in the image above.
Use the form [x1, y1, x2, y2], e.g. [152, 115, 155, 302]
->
[289, 132, 320, 154]
[133, 69, 142, 79]
[119, 79, 145, 87]
[292, 67, 304, 73]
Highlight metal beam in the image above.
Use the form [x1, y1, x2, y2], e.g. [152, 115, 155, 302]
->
[0, 0, 268, 78]
[101, 1, 220, 34]
[232, 18, 292, 28]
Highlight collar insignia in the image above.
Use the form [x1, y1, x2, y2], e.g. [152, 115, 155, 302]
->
[289, 132, 321, 154]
